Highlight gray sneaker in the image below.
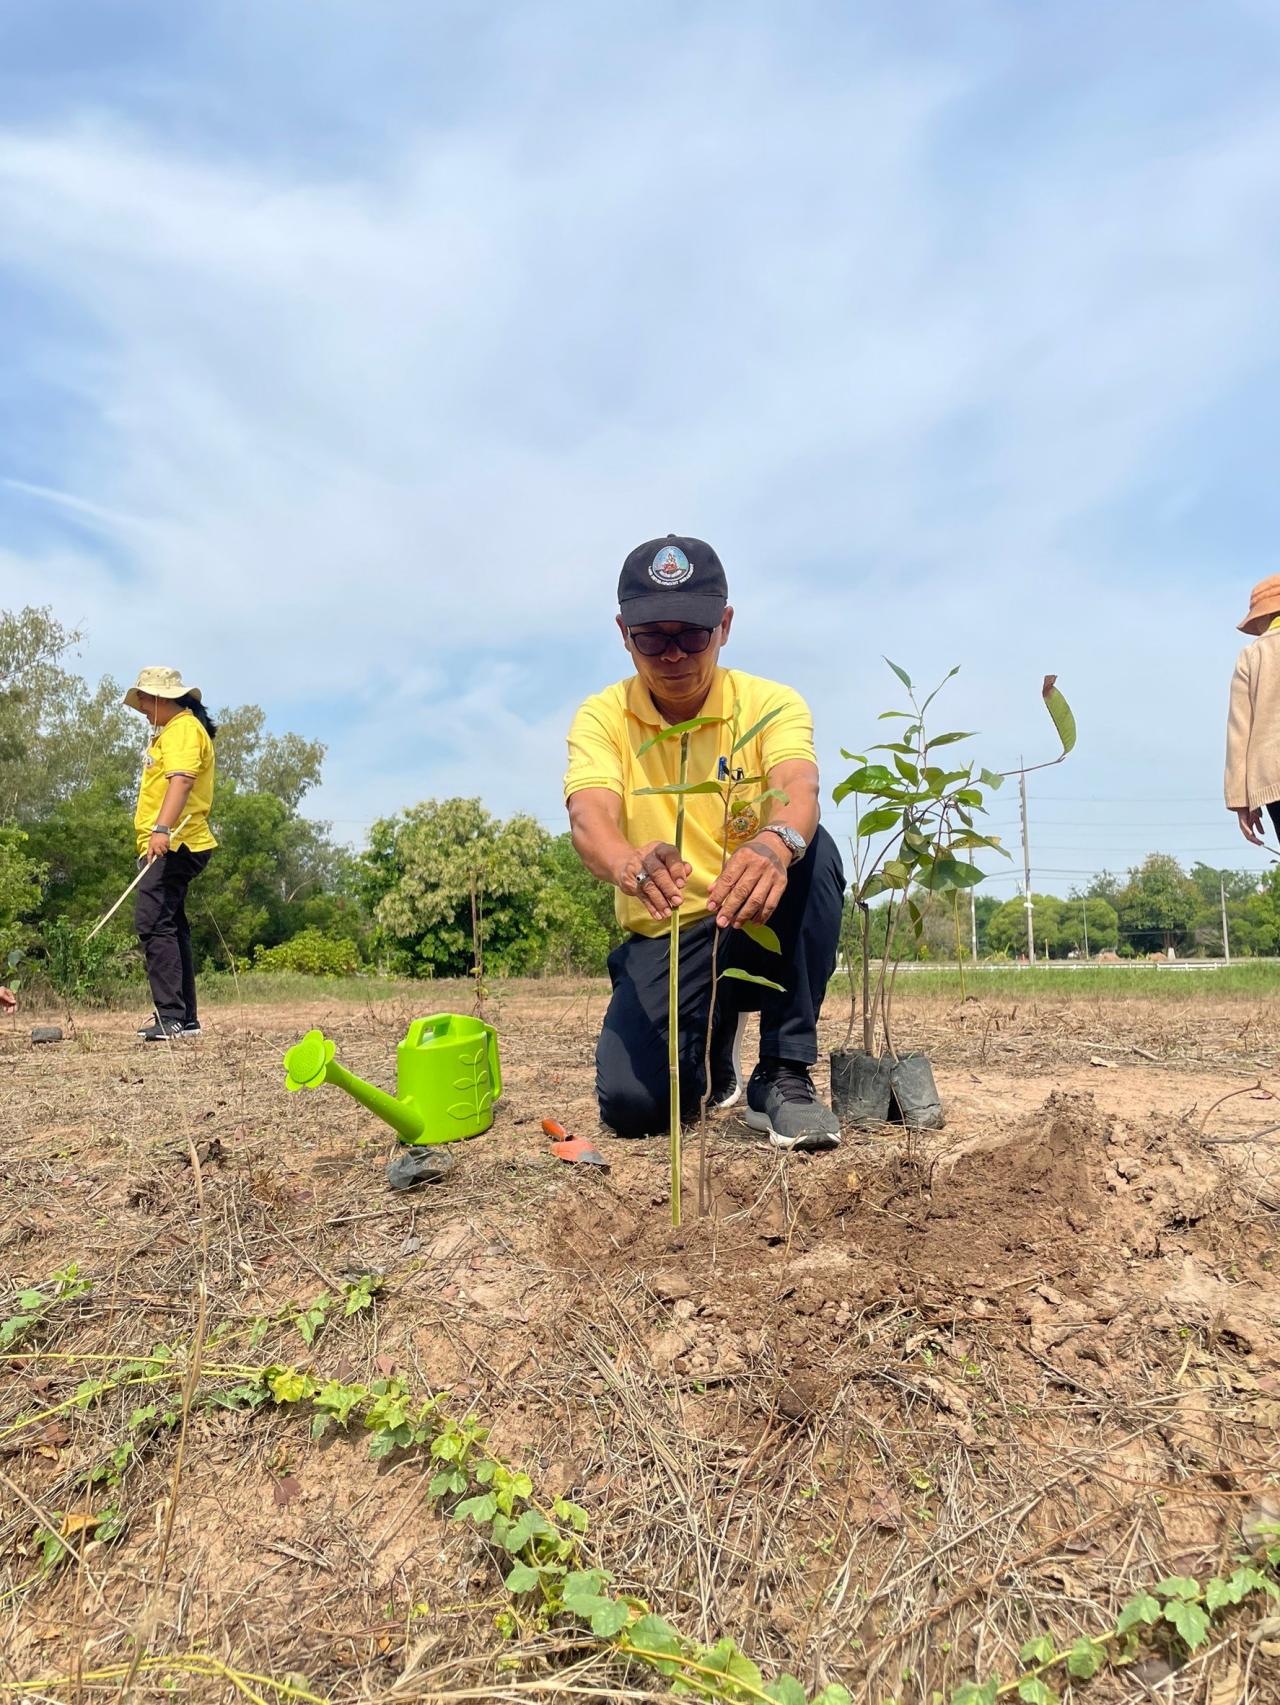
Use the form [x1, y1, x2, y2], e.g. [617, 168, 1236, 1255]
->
[745, 1059, 841, 1151]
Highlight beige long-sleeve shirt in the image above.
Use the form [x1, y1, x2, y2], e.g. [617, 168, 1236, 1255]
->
[1224, 629, 1280, 808]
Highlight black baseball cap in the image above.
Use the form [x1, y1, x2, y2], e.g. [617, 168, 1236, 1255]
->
[617, 534, 728, 629]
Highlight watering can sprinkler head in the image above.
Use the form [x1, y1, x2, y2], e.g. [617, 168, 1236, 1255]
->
[283, 1030, 336, 1091]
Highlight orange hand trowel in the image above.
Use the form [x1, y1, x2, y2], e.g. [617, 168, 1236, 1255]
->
[542, 1118, 610, 1170]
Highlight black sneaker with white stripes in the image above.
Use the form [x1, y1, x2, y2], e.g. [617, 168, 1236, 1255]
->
[138, 1019, 185, 1042]
[745, 1057, 842, 1151]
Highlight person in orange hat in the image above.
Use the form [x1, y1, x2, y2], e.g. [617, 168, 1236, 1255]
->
[1225, 576, 1280, 846]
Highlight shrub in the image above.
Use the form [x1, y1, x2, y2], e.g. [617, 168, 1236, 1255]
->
[252, 929, 361, 978]
[35, 918, 137, 1004]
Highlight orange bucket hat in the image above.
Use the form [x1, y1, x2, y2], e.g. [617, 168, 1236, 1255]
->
[1238, 575, 1280, 635]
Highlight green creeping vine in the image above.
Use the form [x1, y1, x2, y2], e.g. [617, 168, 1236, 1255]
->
[0, 1265, 93, 1351]
[8, 1348, 848, 1705]
[951, 1538, 1280, 1705]
[214, 1365, 852, 1702]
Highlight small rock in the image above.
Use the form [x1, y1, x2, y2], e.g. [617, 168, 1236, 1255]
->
[672, 1298, 696, 1321]
[1115, 1157, 1142, 1181]
[31, 1026, 63, 1045]
[776, 1373, 821, 1422]
[653, 1271, 692, 1303]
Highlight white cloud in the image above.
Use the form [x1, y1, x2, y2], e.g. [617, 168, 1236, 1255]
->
[2, 8, 1280, 881]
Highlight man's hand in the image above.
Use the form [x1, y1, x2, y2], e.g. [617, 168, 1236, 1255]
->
[147, 830, 172, 865]
[1235, 806, 1266, 847]
[614, 841, 691, 921]
[0, 986, 15, 1012]
[707, 837, 789, 929]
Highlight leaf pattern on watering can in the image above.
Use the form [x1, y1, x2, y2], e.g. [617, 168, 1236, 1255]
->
[447, 1044, 492, 1124]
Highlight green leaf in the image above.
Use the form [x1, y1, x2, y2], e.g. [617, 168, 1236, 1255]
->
[882, 859, 911, 887]
[1016, 1681, 1054, 1705]
[740, 922, 781, 954]
[1154, 1575, 1201, 1601]
[810, 1689, 854, 1705]
[856, 806, 902, 837]
[1065, 1639, 1102, 1680]
[764, 1677, 807, 1705]
[1163, 1597, 1210, 1649]
[884, 657, 913, 690]
[590, 1598, 631, 1637]
[979, 767, 1005, 790]
[552, 1498, 590, 1533]
[700, 1637, 764, 1691]
[950, 1686, 998, 1705]
[720, 967, 785, 992]
[894, 755, 919, 784]
[859, 873, 889, 900]
[877, 711, 914, 721]
[929, 857, 985, 891]
[562, 1569, 611, 1612]
[635, 716, 723, 755]
[505, 1561, 540, 1593]
[633, 779, 726, 797]
[454, 1492, 498, 1524]
[836, 763, 897, 794]
[1116, 1592, 1161, 1633]
[1018, 1636, 1055, 1666]
[1041, 676, 1076, 756]
[731, 705, 785, 753]
[927, 731, 975, 749]
[626, 1613, 683, 1675]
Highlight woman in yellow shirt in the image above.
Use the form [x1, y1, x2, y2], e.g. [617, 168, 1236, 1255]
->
[123, 666, 218, 1041]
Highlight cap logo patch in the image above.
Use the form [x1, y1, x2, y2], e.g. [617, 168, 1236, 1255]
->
[649, 544, 692, 587]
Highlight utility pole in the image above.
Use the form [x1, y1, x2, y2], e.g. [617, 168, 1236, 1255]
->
[1221, 875, 1231, 964]
[970, 888, 978, 964]
[1019, 761, 1035, 962]
[1081, 897, 1090, 959]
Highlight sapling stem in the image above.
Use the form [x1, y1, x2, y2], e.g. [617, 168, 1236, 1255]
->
[668, 733, 690, 1228]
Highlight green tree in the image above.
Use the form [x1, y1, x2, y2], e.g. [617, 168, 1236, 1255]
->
[1116, 854, 1200, 955]
[539, 832, 625, 972]
[361, 798, 557, 978]
[0, 828, 44, 959]
[985, 893, 1065, 958]
[213, 705, 326, 810]
[1057, 896, 1119, 957]
[0, 607, 136, 819]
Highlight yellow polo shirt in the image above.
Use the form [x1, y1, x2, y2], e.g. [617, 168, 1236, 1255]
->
[134, 711, 218, 856]
[565, 668, 816, 936]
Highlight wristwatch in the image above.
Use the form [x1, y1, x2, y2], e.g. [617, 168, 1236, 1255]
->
[152, 825, 172, 835]
[758, 824, 807, 859]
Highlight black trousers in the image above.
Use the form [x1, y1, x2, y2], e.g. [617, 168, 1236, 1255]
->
[596, 826, 845, 1137]
[134, 848, 212, 1025]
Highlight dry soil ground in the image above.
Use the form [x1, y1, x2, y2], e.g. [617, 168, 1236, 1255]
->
[2, 983, 1279, 1703]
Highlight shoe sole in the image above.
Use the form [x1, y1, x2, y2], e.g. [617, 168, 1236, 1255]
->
[744, 1107, 841, 1152]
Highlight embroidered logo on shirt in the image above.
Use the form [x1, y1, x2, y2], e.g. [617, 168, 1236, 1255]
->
[649, 544, 692, 587]
[728, 803, 760, 843]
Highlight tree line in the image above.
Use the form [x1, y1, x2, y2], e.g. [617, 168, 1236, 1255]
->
[0, 607, 619, 995]
[2, 606, 1273, 996]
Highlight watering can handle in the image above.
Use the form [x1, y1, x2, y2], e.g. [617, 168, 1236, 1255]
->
[486, 1023, 502, 1102]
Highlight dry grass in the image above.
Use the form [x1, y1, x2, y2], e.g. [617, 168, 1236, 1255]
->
[1, 981, 1278, 1703]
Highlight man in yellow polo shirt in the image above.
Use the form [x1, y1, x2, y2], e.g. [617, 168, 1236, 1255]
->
[565, 534, 844, 1150]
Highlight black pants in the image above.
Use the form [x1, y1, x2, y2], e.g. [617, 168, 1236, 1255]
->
[1268, 804, 1280, 841]
[596, 825, 845, 1137]
[134, 848, 212, 1026]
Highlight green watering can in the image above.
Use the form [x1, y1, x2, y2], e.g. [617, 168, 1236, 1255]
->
[282, 1014, 501, 1146]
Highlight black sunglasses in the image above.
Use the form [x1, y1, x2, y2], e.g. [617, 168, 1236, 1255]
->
[628, 626, 715, 658]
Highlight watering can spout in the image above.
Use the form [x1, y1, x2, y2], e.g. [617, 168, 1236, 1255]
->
[282, 1029, 426, 1143]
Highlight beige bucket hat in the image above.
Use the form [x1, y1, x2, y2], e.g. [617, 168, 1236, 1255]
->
[122, 666, 202, 713]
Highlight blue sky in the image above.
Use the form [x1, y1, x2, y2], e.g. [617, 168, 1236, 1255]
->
[4, 0, 1280, 899]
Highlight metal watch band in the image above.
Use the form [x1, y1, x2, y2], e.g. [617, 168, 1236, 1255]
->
[759, 824, 806, 857]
